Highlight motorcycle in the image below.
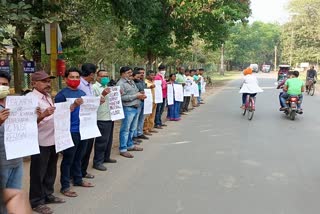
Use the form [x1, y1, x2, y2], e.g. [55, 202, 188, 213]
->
[283, 96, 302, 120]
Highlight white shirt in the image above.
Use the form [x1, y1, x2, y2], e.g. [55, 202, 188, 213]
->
[239, 74, 263, 94]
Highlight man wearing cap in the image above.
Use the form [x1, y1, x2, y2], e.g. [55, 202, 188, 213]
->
[27, 71, 65, 214]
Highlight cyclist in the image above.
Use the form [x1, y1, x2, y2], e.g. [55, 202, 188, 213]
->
[239, 67, 263, 109]
[280, 70, 305, 112]
[306, 65, 317, 91]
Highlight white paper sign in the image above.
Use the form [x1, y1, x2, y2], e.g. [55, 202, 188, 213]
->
[201, 82, 206, 93]
[54, 102, 74, 152]
[184, 79, 192, 97]
[79, 96, 101, 140]
[192, 82, 200, 97]
[154, 80, 163, 104]
[167, 84, 174, 105]
[173, 84, 184, 102]
[144, 89, 153, 115]
[4, 96, 39, 160]
[109, 86, 125, 121]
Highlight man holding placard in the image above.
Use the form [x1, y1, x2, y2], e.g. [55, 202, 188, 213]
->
[55, 68, 94, 198]
[117, 67, 146, 158]
[27, 71, 66, 214]
[154, 65, 167, 129]
[143, 70, 157, 135]
[92, 69, 117, 171]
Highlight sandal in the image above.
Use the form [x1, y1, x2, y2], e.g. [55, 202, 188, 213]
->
[128, 146, 143, 151]
[46, 195, 66, 204]
[83, 173, 95, 179]
[120, 151, 134, 158]
[33, 204, 53, 214]
[60, 189, 78, 197]
[74, 181, 95, 187]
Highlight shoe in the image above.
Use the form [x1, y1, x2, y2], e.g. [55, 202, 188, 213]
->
[104, 158, 117, 163]
[279, 107, 287, 111]
[240, 105, 245, 109]
[128, 146, 143, 151]
[200, 102, 205, 104]
[154, 125, 163, 129]
[181, 112, 188, 115]
[93, 164, 107, 171]
[45, 195, 66, 204]
[149, 130, 158, 133]
[161, 124, 167, 127]
[120, 151, 134, 158]
[134, 141, 141, 145]
[33, 205, 53, 214]
[137, 134, 149, 140]
[144, 132, 152, 136]
[132, 137, 142, 143]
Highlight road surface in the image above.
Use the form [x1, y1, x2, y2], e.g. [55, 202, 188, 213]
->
[49, 73, 320, 214]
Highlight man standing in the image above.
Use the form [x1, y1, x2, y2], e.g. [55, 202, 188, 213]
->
[117, 67, 145, 158]
[198, 68, 205, 104]
[79, 63, 96, 179]
[55, 68, 94, 198]
[28, 71, 65, 214]
[182, 70, 192, 112]
[92, 69, 117, 171]
[176, 67, 187, 114]
[143, 70, 157, 135]
[154, 65, 167, 129]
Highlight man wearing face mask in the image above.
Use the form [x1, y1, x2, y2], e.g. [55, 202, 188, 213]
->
[117, 66, 146, 158]
[78, 63, 97, 180]
[27, 71, 65, 214]
[91, 69, 117, 171]
[154, 65, 167, 129]
[0, 71, 23, 192]
[55, 68, 94, 198]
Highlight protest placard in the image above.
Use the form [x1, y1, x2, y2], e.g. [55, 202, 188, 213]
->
[154, 80, 163, 104]
[143, 89, 152, 115]
[202, 82, 206, 93]
[54, 102, 74, 152]
[109, 86, 125, 121]
[184, 79, 192, 97]
[173, 84, 184, 102]
[79, 96, 101, 140]
[4, 96, 39, 160]
[192, 82, 200, 97]
[167, 84, 174, 105]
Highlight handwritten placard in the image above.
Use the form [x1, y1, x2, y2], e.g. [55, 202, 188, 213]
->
[4, 96, 39, 160]
[143, 89, 153, 115]
[201, 82, 206, 93]
[109, 86, 125, 121]
[154, 80, 163, 104]
[192, 82, 200, 97]
[184, 79, 192, 97]
[167, 84, 174, 105]
[173, 84, 184, 102]
[79, 96, 101, 140]
[54, 102, 74, 152]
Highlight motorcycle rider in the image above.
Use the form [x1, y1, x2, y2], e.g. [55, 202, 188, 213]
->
[277, 71, 293, 109]
[306, 65, 317, 91]
[280, 70, 305, 113]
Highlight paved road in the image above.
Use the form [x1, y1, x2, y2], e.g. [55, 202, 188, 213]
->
[52, 73, 320, 214]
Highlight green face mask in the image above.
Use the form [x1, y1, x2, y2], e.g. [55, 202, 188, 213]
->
[100, 77, 110, 86]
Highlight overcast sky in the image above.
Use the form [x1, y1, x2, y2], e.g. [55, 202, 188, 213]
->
[249, 0, 290, 24]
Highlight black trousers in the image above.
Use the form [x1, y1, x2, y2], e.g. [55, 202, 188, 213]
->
[182, 96, 191, 112]
[94, 121, 114, 166]
[29, 145, 58, 208]
[81, 138, 94, 177]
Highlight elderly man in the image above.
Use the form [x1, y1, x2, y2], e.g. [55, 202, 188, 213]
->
[91, 69, 117, 171]
[27, 71, 65, 214]
[117, 66, 146, 158]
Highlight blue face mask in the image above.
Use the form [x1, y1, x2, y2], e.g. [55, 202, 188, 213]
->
[101, 77, 110, 86]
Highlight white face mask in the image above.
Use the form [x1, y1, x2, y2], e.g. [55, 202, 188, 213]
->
[0, 85, 10, 99]
[160, 71, 166, 76]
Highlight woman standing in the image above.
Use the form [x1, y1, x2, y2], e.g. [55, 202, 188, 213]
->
[167, 74, 181, 121]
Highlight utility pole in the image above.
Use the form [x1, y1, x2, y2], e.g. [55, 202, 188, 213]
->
[274, 46, 277, 72]
[289, 28, 293, 67]
[220, 44, 225, 75]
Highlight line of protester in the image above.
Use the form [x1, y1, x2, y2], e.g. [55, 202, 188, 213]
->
[0, 64, 206, 214]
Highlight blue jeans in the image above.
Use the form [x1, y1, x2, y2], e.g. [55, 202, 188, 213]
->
[280, 93, 303, 109]
[1, 161, 23, 189]
[197, 90, 202, 103]
[60, 132, 87, 191]
[134, 102, 145, 137]
[242, 93, 257, 105]
[155, 98, 166, 126]
[119, 106, 139, 152]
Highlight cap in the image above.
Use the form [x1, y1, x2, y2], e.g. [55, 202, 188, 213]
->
[31, 71, 56, 81]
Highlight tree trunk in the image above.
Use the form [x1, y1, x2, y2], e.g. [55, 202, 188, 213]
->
[12, 27, 26, 94]
[146, 50, 156, 71]
[32, 24, 42, 70]
[220, 44, 225, 75]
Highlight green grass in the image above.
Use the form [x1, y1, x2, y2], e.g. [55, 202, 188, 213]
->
[206, 71, 240, 87]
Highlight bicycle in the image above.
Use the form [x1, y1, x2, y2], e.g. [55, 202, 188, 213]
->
[307, 80, 316, 96]
[242, 94, 256, 120]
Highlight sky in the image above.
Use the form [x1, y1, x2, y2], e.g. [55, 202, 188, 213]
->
[249, 0, 290, 24]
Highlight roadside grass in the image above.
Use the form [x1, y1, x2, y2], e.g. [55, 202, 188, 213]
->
[207, 71, 241, 87]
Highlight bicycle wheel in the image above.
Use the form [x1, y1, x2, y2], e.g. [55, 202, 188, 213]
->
[310, 84, 315, 96]
[242, 108, 247, 116]
[247, 98, 254, 120]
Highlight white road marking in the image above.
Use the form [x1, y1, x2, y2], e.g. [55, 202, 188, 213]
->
[172, 141, 192, 145]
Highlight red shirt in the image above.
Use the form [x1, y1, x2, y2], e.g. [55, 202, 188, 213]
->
[154, 73, 167, 98]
